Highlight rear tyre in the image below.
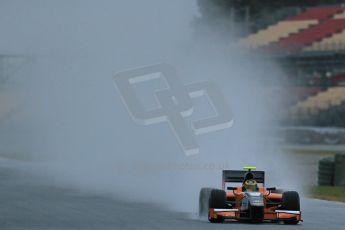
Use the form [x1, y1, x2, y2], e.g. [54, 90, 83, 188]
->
[208, 189, 227, 223]
[198, 188, 212, 217]
[281, 191, 300, 225]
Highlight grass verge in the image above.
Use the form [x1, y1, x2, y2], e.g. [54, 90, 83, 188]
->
[308, 186, 345, 203]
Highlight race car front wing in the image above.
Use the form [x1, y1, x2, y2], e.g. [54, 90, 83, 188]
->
[209, 208, 302, 222]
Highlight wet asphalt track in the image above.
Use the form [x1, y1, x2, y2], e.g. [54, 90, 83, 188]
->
[0, 160, 344, 230]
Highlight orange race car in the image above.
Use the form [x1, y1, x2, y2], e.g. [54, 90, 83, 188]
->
[199, 167, 302, 225]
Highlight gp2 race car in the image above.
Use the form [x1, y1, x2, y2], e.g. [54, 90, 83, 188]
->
[199, 167, 302, 224]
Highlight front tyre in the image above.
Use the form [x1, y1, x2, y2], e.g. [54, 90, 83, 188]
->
[281, 191, 300, 225]
[208, 189, 227, 223]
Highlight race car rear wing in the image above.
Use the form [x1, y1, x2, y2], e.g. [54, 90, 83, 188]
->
[222, 170, 265, 189]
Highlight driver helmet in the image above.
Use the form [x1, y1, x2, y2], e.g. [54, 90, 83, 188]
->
[243, 179, 257, 192]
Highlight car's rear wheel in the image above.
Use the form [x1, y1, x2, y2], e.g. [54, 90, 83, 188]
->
[208, 189, 227, 223]
[199, 187, 212, 217]
[281, 191, 300, 225]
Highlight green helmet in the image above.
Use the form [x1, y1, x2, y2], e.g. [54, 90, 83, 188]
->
[244, 179, 257, 192]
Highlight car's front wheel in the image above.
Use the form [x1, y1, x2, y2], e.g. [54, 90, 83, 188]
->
[208, 189, 228, 223]
[281, 191, 300, 225]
